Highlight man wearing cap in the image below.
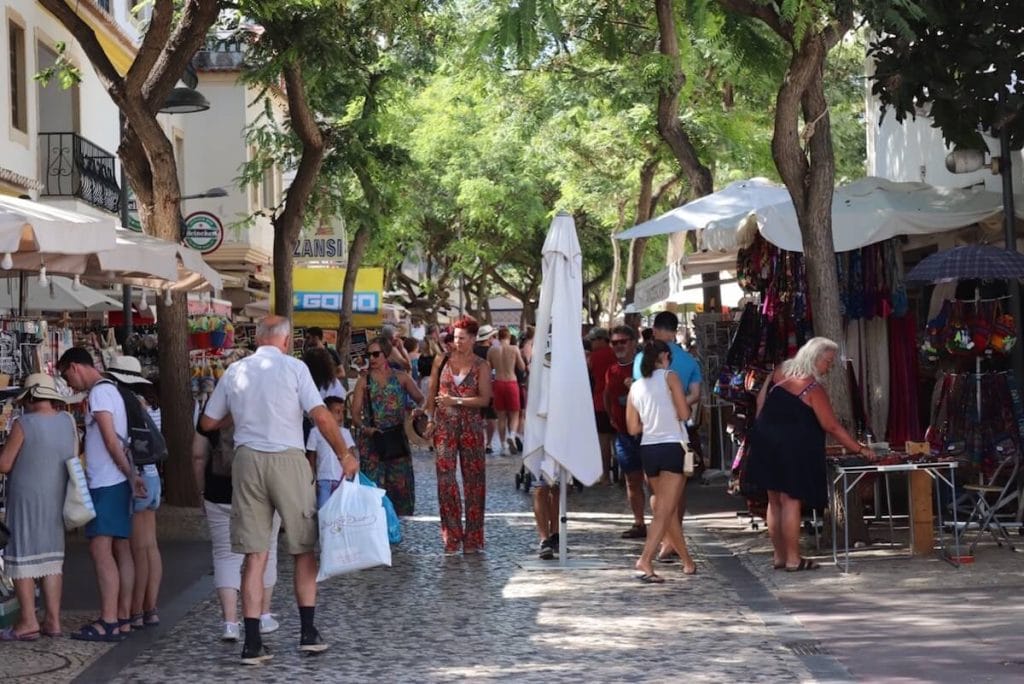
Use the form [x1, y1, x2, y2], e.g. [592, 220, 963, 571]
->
[57, 347, 145, 642]
[199, 315, 358, 665]
[473, 324, 499, 454]
[632, 311, 703, 550]
[588, 327, 617, 484]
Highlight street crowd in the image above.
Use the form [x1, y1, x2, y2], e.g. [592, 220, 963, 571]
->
[0, 307, 873, 665]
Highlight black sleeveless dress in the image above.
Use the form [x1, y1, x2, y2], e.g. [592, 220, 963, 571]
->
[746, 380, 828, 508]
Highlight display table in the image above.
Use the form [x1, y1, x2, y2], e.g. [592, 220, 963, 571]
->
[829, 458, 961, 572]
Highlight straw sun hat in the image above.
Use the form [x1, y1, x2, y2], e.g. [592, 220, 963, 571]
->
[17, 373, 72, 404]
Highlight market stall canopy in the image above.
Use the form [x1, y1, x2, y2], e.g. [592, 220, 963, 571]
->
[0, 195, 117, 257]
[617, 177, 1024, 254]
[0, 276, 122, 312]
[42, 229, 223, 292]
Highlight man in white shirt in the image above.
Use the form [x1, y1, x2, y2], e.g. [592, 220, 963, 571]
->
[58, 347, 144, 642]
[200, 316, 358, 665]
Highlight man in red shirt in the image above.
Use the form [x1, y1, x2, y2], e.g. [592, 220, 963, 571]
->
[587, 327, 617, 484]
[604, 325, 646, 538]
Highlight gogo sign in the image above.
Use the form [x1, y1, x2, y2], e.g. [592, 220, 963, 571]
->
[183, 211, 224, 254]
[294, 291, 380, 314]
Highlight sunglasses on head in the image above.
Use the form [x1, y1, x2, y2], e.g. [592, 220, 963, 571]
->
[369, 350, 383, 358]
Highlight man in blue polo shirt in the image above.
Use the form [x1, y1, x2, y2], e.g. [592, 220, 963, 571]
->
[632, 310, 702, 561]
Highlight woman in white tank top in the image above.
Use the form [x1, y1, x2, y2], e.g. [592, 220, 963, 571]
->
[626, 340, 697, 582]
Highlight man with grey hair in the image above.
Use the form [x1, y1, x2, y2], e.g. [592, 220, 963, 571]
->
[200, 315, 358, 665]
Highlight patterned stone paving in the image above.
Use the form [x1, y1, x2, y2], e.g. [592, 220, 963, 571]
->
[99, 449, 814, 683]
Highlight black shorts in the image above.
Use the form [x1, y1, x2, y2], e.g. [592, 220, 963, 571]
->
[595, 411, 614, 434]
[640, 442, 685, 478]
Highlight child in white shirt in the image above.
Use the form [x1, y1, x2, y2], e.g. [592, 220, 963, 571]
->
[306, 396, 357, 509]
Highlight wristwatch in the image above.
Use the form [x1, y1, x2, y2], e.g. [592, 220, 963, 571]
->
[457, 397, 464, 407]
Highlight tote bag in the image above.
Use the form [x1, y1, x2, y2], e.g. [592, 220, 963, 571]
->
[316, 478, 391, 581]
[64, 456, 96, 530]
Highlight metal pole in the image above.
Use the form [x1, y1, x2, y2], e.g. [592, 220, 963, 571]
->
[1000, 127, 1023, 393]
[558, 466, 568, 565]
[119, 115, 133, 339]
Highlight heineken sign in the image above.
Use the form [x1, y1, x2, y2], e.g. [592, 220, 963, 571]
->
[183, 211, 224, 254]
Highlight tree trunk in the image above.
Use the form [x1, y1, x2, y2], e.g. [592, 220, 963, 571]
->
[338, 223, 373, 366]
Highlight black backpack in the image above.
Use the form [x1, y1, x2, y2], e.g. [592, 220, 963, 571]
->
[97, 379, 169, 466]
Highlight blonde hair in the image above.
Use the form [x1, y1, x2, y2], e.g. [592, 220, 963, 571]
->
[782, 337, 839, 382]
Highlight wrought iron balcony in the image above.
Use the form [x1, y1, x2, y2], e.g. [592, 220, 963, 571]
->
[38, 132, 121, 214]
[193, 35, 246, 71]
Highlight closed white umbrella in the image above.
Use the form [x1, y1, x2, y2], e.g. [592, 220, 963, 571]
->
[523, 213, 602, 565]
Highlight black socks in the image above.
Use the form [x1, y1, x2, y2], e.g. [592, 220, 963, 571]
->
[299, 606, 315, 634]
[243, 617, 261, 645]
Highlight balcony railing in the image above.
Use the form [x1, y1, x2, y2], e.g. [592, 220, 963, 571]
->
[193, 35, 246, 71]
[38, 132, 121, 214]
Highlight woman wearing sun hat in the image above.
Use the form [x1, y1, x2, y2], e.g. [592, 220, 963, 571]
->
[104, 355, 163, 630]
[0, 373, 78, 640]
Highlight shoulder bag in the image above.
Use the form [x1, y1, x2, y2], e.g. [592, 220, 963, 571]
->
[63, 413, 96, 530]
[664, 371, 695, 476]
[366, 376, 410, 461]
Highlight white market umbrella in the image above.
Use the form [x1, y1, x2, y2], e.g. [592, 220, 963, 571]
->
[0, 276, 122, 313]
[0, 195, 117, 258]
[616, 176, 1024, 254]
[523, 213, 602, 566]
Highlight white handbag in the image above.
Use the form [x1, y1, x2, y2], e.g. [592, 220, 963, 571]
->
[63, 413, 95, 530]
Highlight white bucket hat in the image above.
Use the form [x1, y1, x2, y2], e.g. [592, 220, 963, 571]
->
[106, 356, 152, 385]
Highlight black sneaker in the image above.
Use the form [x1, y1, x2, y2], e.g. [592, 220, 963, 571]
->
[515, 436, 523, 453]
[299, 628, 329, 654]
[621, 524, 647, 539]
[538, 541, 554, 560]
[241, 641, 272, 665]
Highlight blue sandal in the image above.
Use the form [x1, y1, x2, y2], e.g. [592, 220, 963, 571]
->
[70, 620, 124, 643]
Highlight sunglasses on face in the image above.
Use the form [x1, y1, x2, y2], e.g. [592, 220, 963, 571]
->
[369, 350, 384, 358]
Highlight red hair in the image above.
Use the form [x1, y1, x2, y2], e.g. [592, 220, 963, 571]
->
[452, 316, 479, 335]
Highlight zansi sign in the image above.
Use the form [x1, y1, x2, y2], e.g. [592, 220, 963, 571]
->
[183, 211, 224, 254]
[294, 291, 380, 315]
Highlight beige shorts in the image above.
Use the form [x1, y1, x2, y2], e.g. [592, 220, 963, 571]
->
[231, 446, 317, 555]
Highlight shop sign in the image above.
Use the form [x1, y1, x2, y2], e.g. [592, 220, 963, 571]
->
[294, 217, 347, 264]
[183, 211, 224, 254]
[273, 267, 384, 328]
[634, 267, 671, 310]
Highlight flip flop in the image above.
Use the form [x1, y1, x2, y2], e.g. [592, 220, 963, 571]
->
[634, 572, 666, 584]
[773, 562, 786, 570]
[786, 558, 821, 572]
[0, 627, 41, 641]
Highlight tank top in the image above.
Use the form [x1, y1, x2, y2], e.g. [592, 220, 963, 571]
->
[628, 368, 688, 446]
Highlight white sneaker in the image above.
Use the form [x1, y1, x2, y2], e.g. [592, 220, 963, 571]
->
[259, 614, 280, 634]
[221, 622, 240, 642]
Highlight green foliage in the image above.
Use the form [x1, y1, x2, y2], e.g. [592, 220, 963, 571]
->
[33, 42, 82, 89]
[866, 0, 1024, 151]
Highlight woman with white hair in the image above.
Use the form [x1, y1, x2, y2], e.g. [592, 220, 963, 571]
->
[747, 337, 873, 572]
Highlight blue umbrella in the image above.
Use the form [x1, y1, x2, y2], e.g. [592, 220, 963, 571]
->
[905, 244, 1024, 284]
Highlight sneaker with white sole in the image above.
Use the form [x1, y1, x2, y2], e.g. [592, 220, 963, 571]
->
[222, 622, 240, 642]
[299, 627, 329, 653]
[259, 615, 279, 635]
[241, 641, 272, 665]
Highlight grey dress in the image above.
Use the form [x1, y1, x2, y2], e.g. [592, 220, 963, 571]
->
[5, 412, 76, 579]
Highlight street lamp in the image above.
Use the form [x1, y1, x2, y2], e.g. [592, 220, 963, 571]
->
[120, 85, 213, 338]
[945, 129, 1022, 388]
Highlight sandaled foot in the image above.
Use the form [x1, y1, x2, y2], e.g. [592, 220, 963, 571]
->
[634, 572, 666, 584]
[117, 618, 132, 636]
[682, 563, 698, 576]
[0, 627, 41, 641]
[786, 558, 821, 572]
[143, 609, 160, 627]
[655, 549, 679, 563]
[773, 561, 786, 570]
[130, 614, 145, 630]
[71, 621, 124, 643]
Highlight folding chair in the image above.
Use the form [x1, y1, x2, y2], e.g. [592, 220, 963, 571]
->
[963, 446, 1022, 554]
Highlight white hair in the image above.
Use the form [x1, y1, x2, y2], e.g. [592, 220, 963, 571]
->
[782, 336, 839, 382]
[256, 317, 292, 341]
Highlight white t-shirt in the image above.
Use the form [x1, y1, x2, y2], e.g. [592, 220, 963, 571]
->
[306, 425, 355, 481]
[628, 369, 688, 447]
[203, 345, 325, 452]
[85, 381, 129, 488]
[319, 378, 348, 401]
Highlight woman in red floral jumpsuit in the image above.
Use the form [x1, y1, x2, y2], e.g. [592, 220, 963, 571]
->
[425, 317, 493, 554]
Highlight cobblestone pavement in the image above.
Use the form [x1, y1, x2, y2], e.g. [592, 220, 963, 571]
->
[91, 450, 816, 684]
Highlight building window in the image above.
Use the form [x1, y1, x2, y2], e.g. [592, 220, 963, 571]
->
[262, 165, 276, 208]
[8, 21, 27, 133]
[95, 0, 112, 13]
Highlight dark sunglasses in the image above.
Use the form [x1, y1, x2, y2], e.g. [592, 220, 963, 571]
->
[610, 339, 631, 346]
[369, 350, 384, 358]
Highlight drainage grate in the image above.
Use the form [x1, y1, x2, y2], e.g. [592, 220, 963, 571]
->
[784, 640, 830, 656]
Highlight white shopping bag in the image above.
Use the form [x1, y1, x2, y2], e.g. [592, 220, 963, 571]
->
[316, 478, 392, 581]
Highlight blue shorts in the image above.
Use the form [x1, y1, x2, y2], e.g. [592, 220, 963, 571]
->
[133, 472, 162, 512]
[640, 442, 685, 478]
[614, 433, 643, 474]
[86, 481, 133, 539]
[317, 479, 340, 509]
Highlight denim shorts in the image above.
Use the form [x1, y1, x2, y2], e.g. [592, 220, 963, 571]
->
[317, 479, 341, 509]
[133, 472, 162, 512]
[614, 433, 643, 474]
[86, 481, 133, 539]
